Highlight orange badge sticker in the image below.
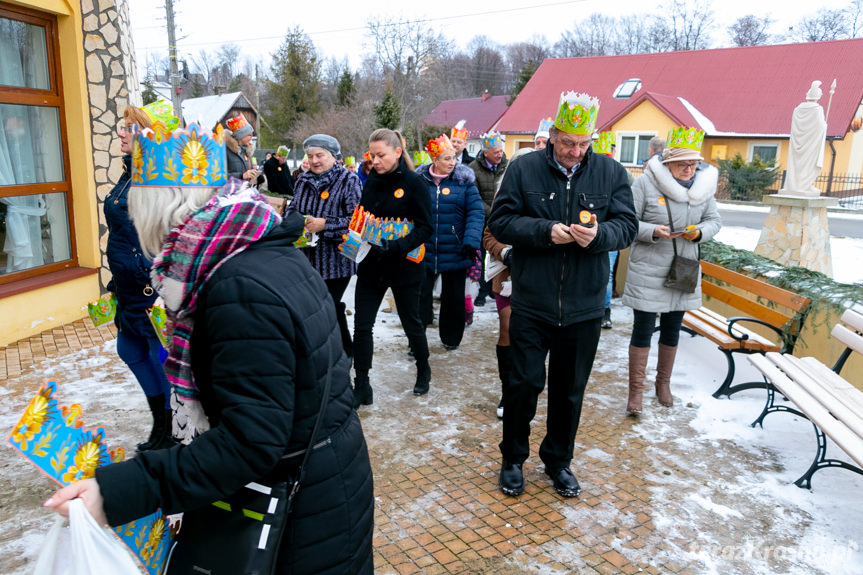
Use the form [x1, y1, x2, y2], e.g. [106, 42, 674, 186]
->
[394, 188, 405, 198]
[320, 190, 330, 200]
[441, 187, 451, 195]
[578, 210, 592, 224]
[657, 197, 667, 206]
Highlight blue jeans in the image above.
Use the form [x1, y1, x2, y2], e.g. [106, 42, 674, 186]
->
[605, 251, 618, 309]
[116, 330, 171, 408]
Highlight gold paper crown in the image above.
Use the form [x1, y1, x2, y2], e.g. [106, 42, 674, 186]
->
[554, 91, 600, 135]
[667, 127, 705, 151]
[451, 120, 468, 141]
[426, 134, 454, 159]
[132, 121, 227, 188]
[593, 131, 615, 155]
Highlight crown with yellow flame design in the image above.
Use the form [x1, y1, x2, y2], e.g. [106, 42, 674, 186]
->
[426, 134, 454, 159]
[451, 120, 468, 141]
[131, 121, 227, 189]
[554, 91, 600, 135]
[667, 127, 705, 151]
[593, 131, 616, 155]
[8, 380, 171, 575]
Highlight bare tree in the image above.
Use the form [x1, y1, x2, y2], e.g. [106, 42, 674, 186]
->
[217, 43, 241, 80]
[190, 49, 215, 93]
[728, 14, 774, 46]
[615, 15, 655, 54]
[554, 13, 618, 57]
[663, 0, 714, 50]
[468, 36, 508, 96]
[847, 0, 863, 38]
[790, 9, 849, 42]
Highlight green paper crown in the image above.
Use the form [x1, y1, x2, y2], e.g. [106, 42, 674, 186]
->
[554, 91, 600, 135]
[593, 131, 615, 155]
[667, 127, 705, 151]
[413, 150, 431, 165]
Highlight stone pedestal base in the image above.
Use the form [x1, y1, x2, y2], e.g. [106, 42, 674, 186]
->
[754, 194, 837, 277]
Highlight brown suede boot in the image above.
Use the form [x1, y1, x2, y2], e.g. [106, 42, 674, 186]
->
[655, 343, 677, 407]
[627, 345, 650, 415]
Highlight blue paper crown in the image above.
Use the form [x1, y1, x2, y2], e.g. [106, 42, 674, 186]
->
[131, 121, 227, 189]
[8, 381, 171, 575]
[482, 131, 504, 149]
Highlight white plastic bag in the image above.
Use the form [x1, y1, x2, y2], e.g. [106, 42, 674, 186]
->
[33, 500, 141, 575]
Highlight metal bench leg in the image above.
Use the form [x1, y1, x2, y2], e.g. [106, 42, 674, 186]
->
[713, 350, 773, 399]
[794, 423, 863, 489]
[751, 381, 775, 428]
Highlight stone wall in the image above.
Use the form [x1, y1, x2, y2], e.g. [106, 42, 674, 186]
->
[81, 0, 140, 291]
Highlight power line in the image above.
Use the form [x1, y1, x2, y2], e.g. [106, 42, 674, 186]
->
[135, 0, 584, 51]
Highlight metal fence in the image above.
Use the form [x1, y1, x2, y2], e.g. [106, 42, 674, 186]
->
[623, 166, 863, 210]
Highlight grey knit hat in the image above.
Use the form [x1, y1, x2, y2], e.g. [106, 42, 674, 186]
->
[230, 122, 253, 140]
[303, 134, 341, 158]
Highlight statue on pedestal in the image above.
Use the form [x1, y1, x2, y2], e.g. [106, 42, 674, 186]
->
[781, 81, 828, 197]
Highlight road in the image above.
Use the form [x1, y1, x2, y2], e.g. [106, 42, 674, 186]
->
[718, 205, 863, 238]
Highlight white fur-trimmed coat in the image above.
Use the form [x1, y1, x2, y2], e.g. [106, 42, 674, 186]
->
[622, 155, 722, 313]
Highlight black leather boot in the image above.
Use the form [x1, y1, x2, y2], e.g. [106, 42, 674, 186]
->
[353, 372, 373, 408]
[495, 345, 511, 419]
[413, 360, 431, 396]
[137, 395, 175, 452]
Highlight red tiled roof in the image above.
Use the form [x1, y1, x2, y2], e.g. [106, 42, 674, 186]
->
[496, 39, 863, 138]
[423, 95, 510, 138]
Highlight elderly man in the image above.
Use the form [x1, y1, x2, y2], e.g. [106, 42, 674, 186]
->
[488, 91, 638, 498]
[263, 145, 294, 197]
[534, 118, 553, 151]
[451, 120, 474, 165]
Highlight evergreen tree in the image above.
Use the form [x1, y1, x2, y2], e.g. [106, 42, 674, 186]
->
[141, 79, 157, 105]
[337, 69, 355, 107]
[508, 60, 538, 105]
[374, 86, 402, 130]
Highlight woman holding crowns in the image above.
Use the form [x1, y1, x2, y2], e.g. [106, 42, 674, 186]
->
[622, 127, 721, 415]
[417, 133, 484, 350]
[291, 134, 362, 358]
[352, 129, 433, 406]
[46, 120, 374, 574]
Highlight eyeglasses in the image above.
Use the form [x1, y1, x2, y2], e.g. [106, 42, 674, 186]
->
[116, 123, 127, 135]
[677, 161, 698, 169]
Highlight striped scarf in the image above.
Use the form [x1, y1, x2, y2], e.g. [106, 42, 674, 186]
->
[151, 180, 281, 440]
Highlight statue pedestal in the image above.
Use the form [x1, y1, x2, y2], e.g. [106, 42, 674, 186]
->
[754, 194, 838, 277]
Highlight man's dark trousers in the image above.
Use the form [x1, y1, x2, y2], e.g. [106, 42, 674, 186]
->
[499, 311, 602, 469]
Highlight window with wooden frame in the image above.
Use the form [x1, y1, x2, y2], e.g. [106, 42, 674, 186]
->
[0, 4, 76, 286]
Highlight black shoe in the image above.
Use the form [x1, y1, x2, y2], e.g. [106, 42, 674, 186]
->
[601, 308, 612, 329]
[499, 461, 524, 496]
[353, 376, 373, 408]
[443, 344, 458, 351]
[545, 466, 581, 497]
[413, 362, 431, 395]
[474, 295, 487, 307]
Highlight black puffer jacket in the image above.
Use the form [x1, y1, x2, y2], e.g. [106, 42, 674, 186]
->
[95, 212, 374, 574]
[488, 144, 638, 326]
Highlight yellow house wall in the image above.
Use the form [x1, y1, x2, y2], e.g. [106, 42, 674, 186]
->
[504, 135, 533, 158]
[1, 0, 102, 346]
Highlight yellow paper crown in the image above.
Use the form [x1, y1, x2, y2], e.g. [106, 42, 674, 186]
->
[131, 121, 227, 188]
[426, 134, 454, 159]
[593, 131, 615, 155]
[554, 91, 600, 135]
[667, 127, 705, 151]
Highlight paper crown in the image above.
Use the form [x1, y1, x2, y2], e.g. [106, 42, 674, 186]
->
[554, 91, 600, 135]
[363, 151, 371, 162]
[276, 145, 289, 157]
[451, 120, 468, 141]
[141, 100, 179, 131]
[413, 150, 432, 165]
[535, 117, 553, 139]
[482, 131, 504, 149]
[131, 121, 227, 189]
[225, 114, 249, 133]
[426, 134, 454, 159]
[593, 131, 616, 155]
[8, 380, 171, 575]
[344, 155, 356, 166]
[667, 127, 705, 151]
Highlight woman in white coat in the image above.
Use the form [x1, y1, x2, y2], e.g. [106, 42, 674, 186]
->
[622, 128, 721, 414]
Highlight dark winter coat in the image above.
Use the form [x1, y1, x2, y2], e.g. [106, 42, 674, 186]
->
[470, 151, 509, 218]
[263, 156, 294, 197]
[488, 144, 638, 326]
[416, 163, 485, 273]
[104, 155, 159, 338]
[458, 149, 474, 165]
[95, 213, 374, 574]
[226, 133, 252, 180]
[357, 156, 433, 287]
[290, 165, 362, 280]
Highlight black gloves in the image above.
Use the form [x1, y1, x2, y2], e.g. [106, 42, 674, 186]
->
[374, 238, 399, 254]
[502, 247, 513, 267]
[459, 244, 477, 259]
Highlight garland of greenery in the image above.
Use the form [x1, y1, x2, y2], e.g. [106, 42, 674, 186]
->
[700, 240, 863, 345]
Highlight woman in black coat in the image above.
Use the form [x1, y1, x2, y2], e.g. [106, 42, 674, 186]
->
[352, 128, 433, 405]
[46, 128, 374, 574]
[105, 105, 173, 452]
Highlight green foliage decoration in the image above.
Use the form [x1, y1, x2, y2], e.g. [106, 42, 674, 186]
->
[717, 153, 780, 201]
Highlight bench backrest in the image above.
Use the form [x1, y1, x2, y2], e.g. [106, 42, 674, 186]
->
[831, 309, 863, 373]
[265, 195, 288, 216]
[700, 261, 812, 334]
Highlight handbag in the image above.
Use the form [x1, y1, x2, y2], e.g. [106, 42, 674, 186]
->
[165, 344, 334, 575]
[660, 195, 700, 293]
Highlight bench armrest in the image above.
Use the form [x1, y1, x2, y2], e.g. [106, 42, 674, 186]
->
[727, 316, 787, 348]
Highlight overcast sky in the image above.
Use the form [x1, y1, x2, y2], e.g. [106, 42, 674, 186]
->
[129, 0, 851, 76]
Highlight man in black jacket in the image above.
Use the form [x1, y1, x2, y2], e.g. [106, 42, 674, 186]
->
[263, 145, 294, 198]
[488, 91, 638, 499]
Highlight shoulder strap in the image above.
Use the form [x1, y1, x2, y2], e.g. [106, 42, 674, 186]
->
[661, 194, 680, 257]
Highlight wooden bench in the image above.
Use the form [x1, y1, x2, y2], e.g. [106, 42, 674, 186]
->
[264, 194, 288, 216]
[747, 309, 863, 488]
[682, 261, 812, 399]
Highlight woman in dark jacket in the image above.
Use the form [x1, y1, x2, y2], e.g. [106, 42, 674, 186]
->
[225, 114, 258, 185]
[105, 105, 173, 452]
[46, 126, 374, 574]
[416, 134, 484, 350]
[353, 129, 433, 405]
[291, 134, 362, 357]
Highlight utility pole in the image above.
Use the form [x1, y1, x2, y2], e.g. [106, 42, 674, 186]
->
[165, 0, 182, 121]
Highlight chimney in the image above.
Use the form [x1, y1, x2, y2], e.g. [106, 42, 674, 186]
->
[481, 90, 490, 101]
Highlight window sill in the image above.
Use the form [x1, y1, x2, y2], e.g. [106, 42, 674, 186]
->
[0, 267, 97, 300]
